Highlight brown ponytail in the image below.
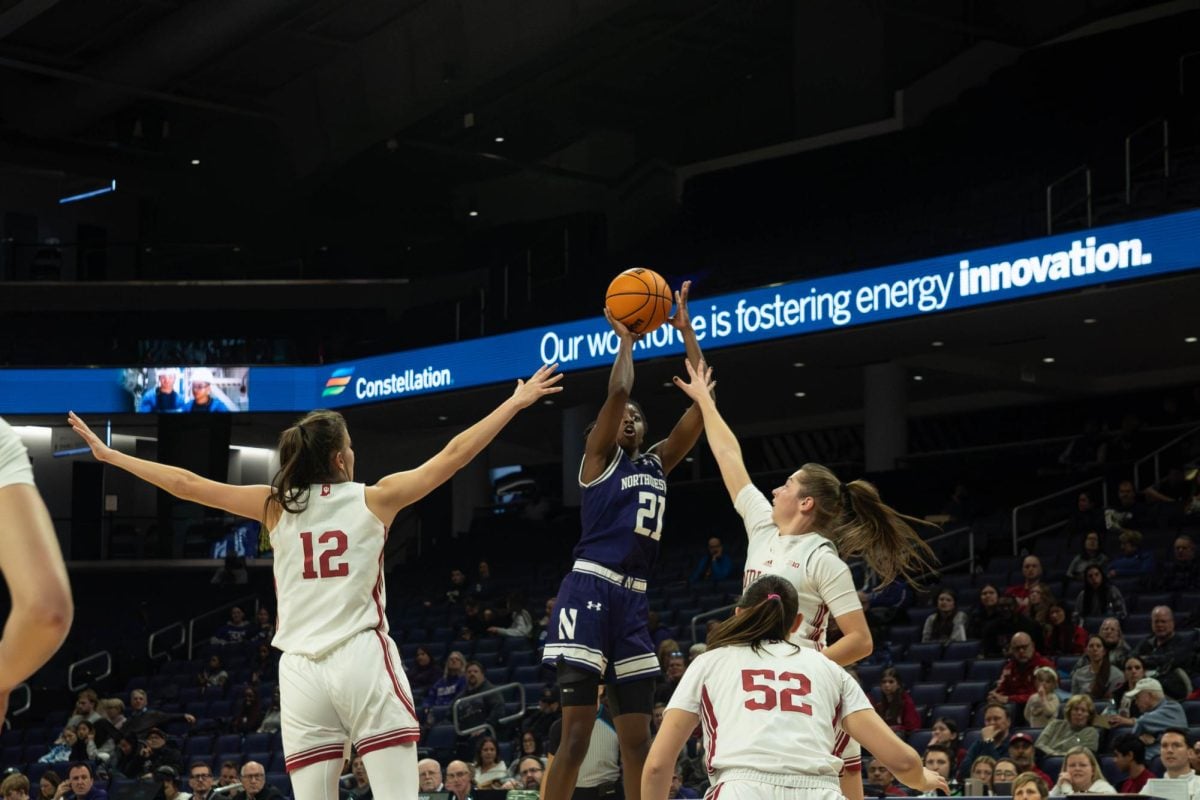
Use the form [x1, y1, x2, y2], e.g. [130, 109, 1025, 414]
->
[797, 462, 937, 585]
[266, 410, 349, 516]
[706, 575, 800, 654]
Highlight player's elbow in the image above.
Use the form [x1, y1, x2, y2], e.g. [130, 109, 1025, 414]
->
[17, 590, 73, 636]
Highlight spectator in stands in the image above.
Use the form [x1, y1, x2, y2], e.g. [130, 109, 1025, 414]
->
[424, 650, 467, 715]
[443, 761, 472, 800]
[196, 655, 228, 694]
[1011, 772, 1048, 800]
[1005, 556, 1043, 610]
[1008, 734, 1052, 785]
[1106, 481, 1153, 532]
[1109, 678, 1188, 761]
[864, 758, 908, 797]
[858, 567, 912, 632]
[66, 690, 101, 728]
[1161, 535, 1200, 591]
[40, 728, 75, 764]
[1132, 606, 1194, 700]
[1023, 667, 1062, 728]
[471, 736, 508, 788]
[487, 592, 533, 639]
[1048, 746, 1116, 795]
[70, 721, 105, 763]
[508, 731, 546, 780]
[247, 643, 276, 686]
[1107, 529, 1155, 579]
[1026, 583, 1056, 629]
[1069, 636, 1122, 701]
[439, 567, 467, 607]
[958, 703, 1011, 779]
[150, 767, 189, 800]
[1157, 729, 1200, 795]
[1111, 734, 1154, 794]
[537, 597, 555, 643]
[1043, 604, 1086, 656]
[99, 698, 125, 736]
[646, 611, 674, 648]
[52, 764, 105, 800]
[128, 689, 149, 719]
[37, 772, 60, 800]
[873, 668, 921, 732]
[922, 588, 967, 643]
[1190, 737, 1200, 773]
[257, 685, 280, 734]
[235, 762, 281, 800]
[471, 561, 494, 602]
[1066, 492, 1106, 542]
[654, 652, 688, 704]
[458, 597, 488, 640]
[1144, 467, 1197, 509]
[229, 686, 263, 735]
[1097, 617, 1131, 668]
[967, 757, 995, 794]
[2, 774, 30, 800]
[417, 759, 444, 792]
[520, 687, 560, 750]
[689, 537, 733, 584]
[982, 596, 1044, 658]
[922, 745, 955, 787]
[1035, 694, 1101, 756]
[991, 760, 1019, 788]
[211, 606, 251, 644]
[342, 756, 371, 800]
[216, 763, 239, 788]
[1073, 566, 1127, 623]
[656, 641, 682, 674]
[1065, 531, 1108, 581]
[511, 756, 545, 791]
[110, 735, 145, 778]
[930, 718, 966, 768]
[1113, 655, 1146, 714]
[142, 728, 183, 777]
[187, 763, 214, 800]
[405, 646, 440, 696]
[667, 764, 698, 800]
[969, 585, 1001, 640]
[989, 632, 1054, 705]
[456, 660, 503, 736]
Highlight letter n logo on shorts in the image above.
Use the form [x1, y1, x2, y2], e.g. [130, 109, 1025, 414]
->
[558, 608, 578, 640]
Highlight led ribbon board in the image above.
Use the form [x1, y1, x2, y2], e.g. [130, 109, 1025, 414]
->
[3, 208, 1199, 414]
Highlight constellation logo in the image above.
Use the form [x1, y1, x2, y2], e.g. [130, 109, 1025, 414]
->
[322, 367, 354, 397]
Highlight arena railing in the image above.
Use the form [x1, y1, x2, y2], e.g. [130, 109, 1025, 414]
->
[1045, 164, 1092, 235]
[451, 682, 527, 739]
[1125, 118, 1170, 205]
[1132, 423, 1200, 489]
[149, 621, 186, 661]
[690, 605, 735, 644]
[1010, 476, 1107, 556]
[8, 683, 31, 718]
[187, 594, 260, 659]
[67, 650, 112, 691]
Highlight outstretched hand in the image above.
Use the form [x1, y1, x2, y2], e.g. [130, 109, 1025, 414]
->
[510, 363, 564, 408]
[67, 411, 115, 462]
[671, 358, 715, 403]
[921, 768, 949, 796]
[604, 307, 642, 342]
[667, 280, 693, 331]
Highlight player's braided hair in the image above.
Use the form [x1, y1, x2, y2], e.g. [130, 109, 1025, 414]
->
[706, 574, 800, 654]
[267, 409, 349, 515]
[798, 462, 937, 585]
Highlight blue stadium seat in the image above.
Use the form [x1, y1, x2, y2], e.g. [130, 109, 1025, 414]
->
[1055, 655, 1078, 674]
[485, 667, 508, 685]
[474, 638, 502, 655]
[1099, 756, 1121, 786]
[0, 746, 22, 767]
[947, 681, 989, 705]
[929, 704, 970, 732]
[857, 665, 884, 688]
[512, 665, 543, 684]
[907, 730, 933, 753]
[1183, 701, 1200, 725]
[967, 659, 1005, 682]
[889, 626, 920, 647]
[268, 752, 286, 773]
[926, 661, 965, 684]
[906, 643, 943, 664]
[1042, 756, 1063, 780]
[476, 652, 502, 669]
[943, 640, 981, 661]
[424, 724, 458, 758]
[184, 735, 214, 756]
[911, 683, 947, 708]
[506, 650, 536, 669]
[215, 734, 242, 754]
[265, 773, 291, 798]
[449, 640, 474, 657]
[243, 733, 270, 753]
[208, 700, 233, 718]
[1124, 614, 1152, 634]
[1131, 593, 1174, 613]
[892, 664, 920, 689]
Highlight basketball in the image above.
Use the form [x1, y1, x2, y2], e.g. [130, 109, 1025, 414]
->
[605, 268, 673, 334]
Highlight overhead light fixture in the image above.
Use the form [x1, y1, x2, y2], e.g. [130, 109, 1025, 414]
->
[662, 381, 673, 387]
[437, 415, 448, 421]
[792, 362, 805, 368]
[794, 391, 806, 398]
[913, 375, 924, 381]
[1186, 336, 1198, 343]
[59, 179, 117, 205]
[930, 340, 944, 347]
[1042, 357, 1056, 363]
[542, 399, 555, 406]
[190, 159, 200, 166]
[494, 135, 505, 143]
[1083, 318, 1097, 324]
[468, 210, 479, 217]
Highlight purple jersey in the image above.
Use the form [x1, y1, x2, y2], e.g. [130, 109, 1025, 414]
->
[575, 447, 666, 578]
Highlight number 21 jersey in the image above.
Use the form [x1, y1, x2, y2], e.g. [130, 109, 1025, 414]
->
[576, 447, 666, 578]
[270, 482, 390, 658]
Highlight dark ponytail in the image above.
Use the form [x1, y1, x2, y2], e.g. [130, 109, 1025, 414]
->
[266, 410, 349, 516]
[798, 462, 938, 585]
[706, 575, 799, 654]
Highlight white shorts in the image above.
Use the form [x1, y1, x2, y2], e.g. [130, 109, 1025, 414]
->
[279, 628, 419, 772]
[706, 780, 841, 800]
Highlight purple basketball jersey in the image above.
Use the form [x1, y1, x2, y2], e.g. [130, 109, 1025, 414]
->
[574, 447, 666, 579]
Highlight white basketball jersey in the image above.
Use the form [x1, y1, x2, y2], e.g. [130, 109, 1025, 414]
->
[270, 482, 389, 658]
[735, 484, 861, 649]
[667, 641, 872, 782]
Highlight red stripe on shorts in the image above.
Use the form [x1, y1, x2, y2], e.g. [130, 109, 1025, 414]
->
[284, 744, 344, 773]
[374, 629, 417, 719]
[356, 727, 421, 755]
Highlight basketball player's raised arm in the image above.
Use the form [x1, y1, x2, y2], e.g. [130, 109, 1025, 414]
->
[371, 363, 562, 518]
[842, 709, 948, 795]
[581, 311, 638, 484]
[641, 708, 698, 800]
[671, 358, 750, 502]
[67, 412, 272, 521]
[653, 281, 707, 476]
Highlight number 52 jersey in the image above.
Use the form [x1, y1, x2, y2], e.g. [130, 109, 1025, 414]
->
[667, 640, 873, 782]
[270, 482, 390, 658]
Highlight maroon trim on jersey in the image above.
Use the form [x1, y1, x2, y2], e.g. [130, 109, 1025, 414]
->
[808, 603, 829, 643]
[371, 549, 386, 631]
[703, 782, 723, 800]
[284, 743, 344, 773]
[356, 727, 421, 754]
[699, 685, 718, 775]
[373, 629, 417, 719]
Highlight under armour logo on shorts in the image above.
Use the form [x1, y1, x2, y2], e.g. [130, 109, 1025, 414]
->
[586, 601, 602, 610]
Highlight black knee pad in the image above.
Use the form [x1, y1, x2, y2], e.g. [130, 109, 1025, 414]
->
[556, 662, 601, 707]
[607, 677, 655, 717]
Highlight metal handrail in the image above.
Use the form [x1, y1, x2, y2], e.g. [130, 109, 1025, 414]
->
[691, 604, 736, 644]
[187, 594, 260, 658]
[68, 651, 112, 691]
[1011, 476, 1107, 555]
[1133, 424, 1200, 489]
[451, 682, 527, 738]
[149, 622, 186, 661]
[1125, 118, 1169, 204]
[1046, 165, 1092, 235]
[8, 683, 31, 717]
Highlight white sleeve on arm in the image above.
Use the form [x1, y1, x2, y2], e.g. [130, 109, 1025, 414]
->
[838, 666, 874, 716]
[0, 418, 35, 488]
[810, 549, 862, 618]
[733, 483, 775, 543]
[666, 653, 710, 715]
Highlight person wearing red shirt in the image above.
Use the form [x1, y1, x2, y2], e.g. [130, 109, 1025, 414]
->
[988, 632, 1055, 705]
[1112, 734, 1155, 793]
[1004, 556, 1043, 610]
[873, 667, 922, 733]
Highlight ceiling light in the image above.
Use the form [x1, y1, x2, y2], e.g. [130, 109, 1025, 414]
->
[468, 210, 479, 217]
[1042, 357, 1055, 364]
[662, 381, 673, 387]
[437, 415, 448, 422]
[794, 391, 806, 398]
[494, 136, 505, 143]
[542, 399, 555, 406]
[1186, 336, 1198, 343]
[792, 362, 805, 368]
[913, 375, 924, 381]
[1083, 318, 1097, 324]
[685, 456, 694, 463]
[190, 159, 200, 166]
[931, 340, 944, 347]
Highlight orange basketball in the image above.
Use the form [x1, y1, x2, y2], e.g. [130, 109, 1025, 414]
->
[605, 268, 673, 334]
